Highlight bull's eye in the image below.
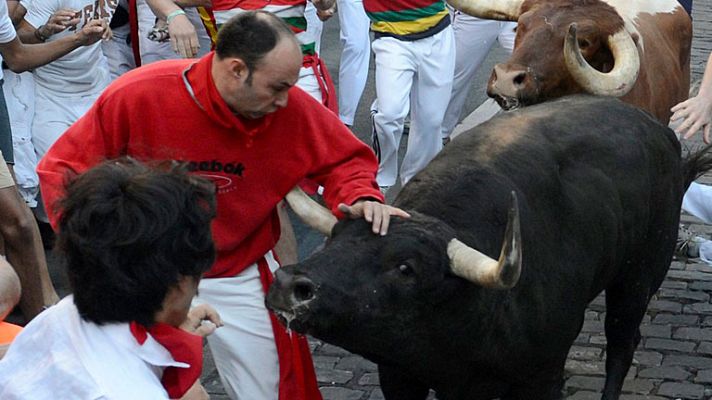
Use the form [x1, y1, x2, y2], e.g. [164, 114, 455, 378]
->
[398, 264, 413, 275]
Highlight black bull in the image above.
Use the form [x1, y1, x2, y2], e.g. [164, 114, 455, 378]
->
[266, 96, 712, 400]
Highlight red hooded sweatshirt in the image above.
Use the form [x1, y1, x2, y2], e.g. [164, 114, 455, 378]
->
[38, 52, 383, 279]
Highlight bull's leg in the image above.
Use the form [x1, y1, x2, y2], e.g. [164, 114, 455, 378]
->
[601, 281, 648, 400]
[378, 364, 429, 400]
[504, 372, 564, 400]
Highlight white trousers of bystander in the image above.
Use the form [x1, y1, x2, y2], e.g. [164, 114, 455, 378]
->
[441, 11, 516, 140]
[336, 0, 371, 126]
[371, 25, 455, 187]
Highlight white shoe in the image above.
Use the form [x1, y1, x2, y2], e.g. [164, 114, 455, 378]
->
[676, 224, 707, 258]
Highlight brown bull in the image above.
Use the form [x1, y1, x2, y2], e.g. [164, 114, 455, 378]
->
[449, 0, 692, 123]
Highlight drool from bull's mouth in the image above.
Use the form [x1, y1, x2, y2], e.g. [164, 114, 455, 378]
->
[273, 308, 296, 335]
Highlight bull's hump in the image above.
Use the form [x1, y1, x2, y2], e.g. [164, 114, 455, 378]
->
[466, 105, 558, 165]
[602, 0, 686, 52]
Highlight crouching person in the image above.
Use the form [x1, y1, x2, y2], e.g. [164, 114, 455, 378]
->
[0, 158, 222, 399]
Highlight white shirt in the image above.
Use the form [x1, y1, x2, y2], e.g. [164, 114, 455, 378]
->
[0, 0, 18, 81]
[0, 296, 189, 399]
[24, 0, 114, 95]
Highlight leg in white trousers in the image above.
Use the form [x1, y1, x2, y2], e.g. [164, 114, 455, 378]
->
[372, 26, 456, 187]
[683, 182, 712, 224]
[31, 86, 105, 222]
[193, 253, 280, 400]
[297, 65, 323, 104]
[2, 71, 37, 206]
[336, 0, 370, 126]
[304, 1, 323, 54]
[441, 12, 516, 139]
[102, 23, 136, 80]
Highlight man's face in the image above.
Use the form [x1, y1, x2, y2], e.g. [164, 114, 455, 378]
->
[159, 276, 200, 327]
[228, 38, 302, 119]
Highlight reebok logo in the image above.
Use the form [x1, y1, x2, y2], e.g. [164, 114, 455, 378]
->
[187, 160, 245, 177]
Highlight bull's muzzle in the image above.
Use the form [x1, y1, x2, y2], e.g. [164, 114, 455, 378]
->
[487, 64, 530, 110]
[266, 269, 318, 326]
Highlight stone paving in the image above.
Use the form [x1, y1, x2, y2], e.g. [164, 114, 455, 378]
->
[202, 3, 712, 400]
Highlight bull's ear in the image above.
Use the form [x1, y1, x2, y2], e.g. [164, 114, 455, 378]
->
[573, 23, 602, 61]
[285, 187, 337, 236]
[563, 23, 639, 97]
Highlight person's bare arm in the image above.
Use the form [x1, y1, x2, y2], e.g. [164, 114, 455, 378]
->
[311, 0, 335, 20]
[16, 8, 81, 44]
[1, 18, 107, 72]
[311, 0, 335, 11]
[180, 303, 223, 337]
[7, 0, 22, 24]
[145, 0, 205, 58]
[671, 52, 712, 143]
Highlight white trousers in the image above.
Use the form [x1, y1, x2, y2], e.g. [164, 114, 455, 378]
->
[32, 86, 104, 159]
[336, 0, 370, 125]
[304, 1, 323, 55]
[193, 253, 280, 400]
[298, 65, 323, 104]
[371, 26, 455, 187]
[102, 23, 136, 80]
[683, 182, 712, 224]
[441, 11, 516, 139]
[2, 71, 38, 206]
[137, 0, 212, 65]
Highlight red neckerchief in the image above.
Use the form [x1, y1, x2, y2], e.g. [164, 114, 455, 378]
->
[258, 257, 323, 400]
[185, 53, 274, 148]
[129, 322, 204, 399]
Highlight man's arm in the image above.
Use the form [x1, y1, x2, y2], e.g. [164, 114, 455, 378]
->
[1, 18, 107, 72]
[145, 0, 207, 58]
[311, 0, 335, 11]
[15, 9, 80, 44]
[671, 52, 712, 143]
[297, 96, 409, 235]
[7, 0, 22, 24]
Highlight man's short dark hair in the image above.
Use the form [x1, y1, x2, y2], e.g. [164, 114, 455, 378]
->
[56, 158, 217, 326]
[215, 10, 297, 74]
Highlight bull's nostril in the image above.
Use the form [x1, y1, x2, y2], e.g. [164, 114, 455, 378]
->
[294, 280, 315, 302]
[513, 72, 527, 86]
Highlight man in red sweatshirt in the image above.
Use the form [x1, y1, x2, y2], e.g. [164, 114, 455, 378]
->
[37, 11, 407, 400]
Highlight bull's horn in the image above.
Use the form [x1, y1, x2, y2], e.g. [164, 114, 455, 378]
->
[563, 23, 640, 97]
[448, 192, 522, 289]
[285, 186, 337, 236]
[446, 0, 523, 21]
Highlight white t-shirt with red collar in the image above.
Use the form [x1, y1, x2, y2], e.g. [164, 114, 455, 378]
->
[0, 296, 187, 399]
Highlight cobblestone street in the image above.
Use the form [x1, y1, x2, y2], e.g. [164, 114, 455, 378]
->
[200, 3, 712, 399]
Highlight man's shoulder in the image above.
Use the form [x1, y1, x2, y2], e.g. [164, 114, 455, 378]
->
[102, 59, 192, 98]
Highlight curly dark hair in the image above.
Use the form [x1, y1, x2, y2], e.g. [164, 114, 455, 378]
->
[56, 158, 217, 326]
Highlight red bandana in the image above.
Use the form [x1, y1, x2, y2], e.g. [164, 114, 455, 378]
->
[258, 257, 323, 400]
[129, 322, 204, 399]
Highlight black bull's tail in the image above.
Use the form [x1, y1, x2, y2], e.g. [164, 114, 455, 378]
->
[682, 143, 712, 190]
